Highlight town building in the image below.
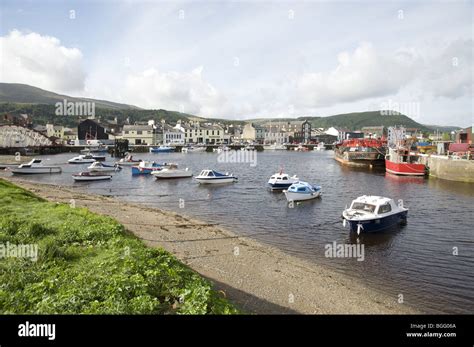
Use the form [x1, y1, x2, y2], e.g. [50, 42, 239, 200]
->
[121, 124, 156, 145]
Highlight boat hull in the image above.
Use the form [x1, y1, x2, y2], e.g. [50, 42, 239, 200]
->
[385, 159, 426, 176]
[345, 211, 408, 233]
[150, 148, 174, 153]
[334, 150, 385, 168]
[284, 190, 321, 201]
[268, 182, 294, 190]
[195, 177, 237, 184]
[131, 167, 162, 175]
[73, 175, 112, 181]
[11, 167, 62, 174]
[152, 171, 193, 179]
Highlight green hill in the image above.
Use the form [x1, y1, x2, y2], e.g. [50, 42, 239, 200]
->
[0, 83, 140, 110]
[252, 111, 430, 131]
[0, 84, 461, 131]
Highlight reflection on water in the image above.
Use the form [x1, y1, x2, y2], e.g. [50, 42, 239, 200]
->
[11, 150, 474, 313]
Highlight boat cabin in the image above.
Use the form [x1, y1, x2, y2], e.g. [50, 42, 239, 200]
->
[349, 196, 400, 215]
[21, 159, 42, 167]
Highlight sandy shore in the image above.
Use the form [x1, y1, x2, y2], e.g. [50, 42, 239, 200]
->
[2, 174, 417, 314]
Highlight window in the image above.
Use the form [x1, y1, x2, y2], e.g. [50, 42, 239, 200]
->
[378, 203, 392, 214]
[297, 187, 306, 192]
[352, 202, 376, 213]
[137, 130, 142, 135]
[282, 177, 288, 180]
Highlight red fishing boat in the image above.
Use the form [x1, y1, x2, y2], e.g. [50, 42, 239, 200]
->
[385, 147, 426, 176]
[334, 138, 387, 168]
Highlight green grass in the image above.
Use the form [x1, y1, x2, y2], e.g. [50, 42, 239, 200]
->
[0, 179, 239, 314]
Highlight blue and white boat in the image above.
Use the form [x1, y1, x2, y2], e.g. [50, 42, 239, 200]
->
[342, 195, 408, 234]
[195, 170, 237, 184]
[268, 171, 299, 190]
[283, 181, 322, 201]
[131, 161, 163, 175]
[150, 146, 174, 153]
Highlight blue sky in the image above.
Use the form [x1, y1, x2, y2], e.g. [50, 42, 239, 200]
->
[0, 0, 472, 127]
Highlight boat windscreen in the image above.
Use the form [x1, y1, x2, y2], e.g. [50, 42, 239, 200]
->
[351, 202, 376, 213]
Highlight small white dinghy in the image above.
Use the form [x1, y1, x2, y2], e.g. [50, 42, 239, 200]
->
[283, 181, 322, 202]
[195, 170, 237, 184]
[72, 172, 112, 181]
[11, 159, 62, 174]
[151, 164, 193, 179]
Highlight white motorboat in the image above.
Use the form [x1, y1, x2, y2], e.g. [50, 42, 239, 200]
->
[195, 170, 237, 184]
[150, 146, 174, 153]
[263, 144, 287, 150]
[72, 171, 112, 181]
[80, 145, 108, 153]
[11, 159, 62, 174]
[87, 161, 122, 173]
[182, 146, 207, 153]
[68, 154, 103, 164]
[342, 196, 408, 234]
[314, 142, 325, 151]
[283, 181, 322, 202]
[267, 171, 299, 190]
[213, 145, 230, 153]
[115, 155, 143, 166]
[151, 165, 193, 179]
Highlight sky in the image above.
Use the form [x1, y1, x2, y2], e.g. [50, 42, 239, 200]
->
[0, 0, 472, 127]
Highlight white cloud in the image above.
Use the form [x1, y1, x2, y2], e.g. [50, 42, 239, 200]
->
[294, 42, 418, 107]
[123, 66, 226, 116]
[293, 40, 473, 109]
[0, 30, 85, 93]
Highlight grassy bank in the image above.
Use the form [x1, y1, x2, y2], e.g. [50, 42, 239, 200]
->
[0, 179, 239, 314]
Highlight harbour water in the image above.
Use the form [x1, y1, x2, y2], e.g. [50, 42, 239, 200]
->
[11, 150, 474, 313]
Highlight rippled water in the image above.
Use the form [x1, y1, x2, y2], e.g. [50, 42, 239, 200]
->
[13, 151, 474, 313]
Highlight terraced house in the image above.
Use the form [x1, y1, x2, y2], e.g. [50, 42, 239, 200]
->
[121, 124, 156, 145]
[179, 122, 225, 144]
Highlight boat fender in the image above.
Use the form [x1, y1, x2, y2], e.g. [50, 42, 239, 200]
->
[357, 223, 364, 235]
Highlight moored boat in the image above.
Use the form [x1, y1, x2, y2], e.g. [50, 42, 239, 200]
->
[151, 165, 193, 179]
[283, 181, 321, 202]
[131, 161, 163, 175]
[294, 144, 309, 152]
[267, 171, 299, 190]
[150, 146, 174, 153]
[334, 139, 386, 168]
[182, 145, 206, 153]
[314, 142, 325, 151]
[11, 159, 62, 174]
[115, 155, 142, 166]
[342, 195, 408, 234]
[68, 154, 104, 164]
[195, 170, 237, 184]
[72, 172, 112, 181]
[385, 147, 426, 176]
[87, 161, 122, 173]
[263, 144, 287, 150]
[80, 145, 108, 153]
